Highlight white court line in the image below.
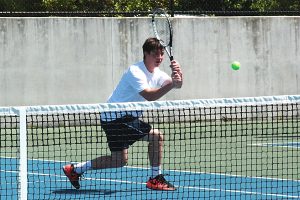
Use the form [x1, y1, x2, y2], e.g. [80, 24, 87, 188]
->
[249, 142, 300, 149]
[1, 156, 300, 183]
[124, 165, 300, 182]
[1, 169, 300, 199]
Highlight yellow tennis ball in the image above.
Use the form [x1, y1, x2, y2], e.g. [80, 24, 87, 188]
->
[231, 61, 240, 70]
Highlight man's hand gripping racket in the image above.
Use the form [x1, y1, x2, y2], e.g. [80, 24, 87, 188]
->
[152, 8, 183, 88]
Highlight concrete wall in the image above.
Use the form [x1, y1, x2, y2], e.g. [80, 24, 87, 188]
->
[0, 17, 299, 106]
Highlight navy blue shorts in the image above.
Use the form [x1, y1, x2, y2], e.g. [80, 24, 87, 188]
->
[100, 115, 152, 152]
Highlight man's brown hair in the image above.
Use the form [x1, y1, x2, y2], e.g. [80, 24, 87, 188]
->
[142, 38, 164, 58]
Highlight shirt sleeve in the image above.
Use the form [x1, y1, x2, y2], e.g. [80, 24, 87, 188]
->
[127, 66, 149, 93]
[158, 70, 172, 87]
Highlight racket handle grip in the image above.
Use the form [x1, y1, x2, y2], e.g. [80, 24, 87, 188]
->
[170, 56, 174, 61]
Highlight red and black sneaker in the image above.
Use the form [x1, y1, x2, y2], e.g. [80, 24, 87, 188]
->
[62, 164, 82, 189]
[146, 174, 176, 191]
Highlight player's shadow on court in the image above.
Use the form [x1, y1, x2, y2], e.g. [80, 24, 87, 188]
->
[53, 189, 116, 195]
[52, 188, 146, 195]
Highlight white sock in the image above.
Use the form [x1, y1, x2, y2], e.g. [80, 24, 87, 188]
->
[151, 166, 161, 178]
[74, 161, 92, 174]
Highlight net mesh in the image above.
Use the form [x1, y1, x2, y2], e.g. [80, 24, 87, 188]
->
[1, 96, 300, 199]
[0, 110, 20, 199]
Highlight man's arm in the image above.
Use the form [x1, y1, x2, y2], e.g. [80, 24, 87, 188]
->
[139, 81, 174, 101]
[140, 60, 183, 101]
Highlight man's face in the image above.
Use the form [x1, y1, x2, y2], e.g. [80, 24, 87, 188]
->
[145, 49, 164, 67]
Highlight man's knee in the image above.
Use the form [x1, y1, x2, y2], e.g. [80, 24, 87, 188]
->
[116, 158, 128, 167]
[112, 151, 128, 167]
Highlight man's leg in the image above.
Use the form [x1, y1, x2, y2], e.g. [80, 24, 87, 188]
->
[91, 149, 128, 169]
[141, 128, 176, 191]
[140, 128, 163, 176]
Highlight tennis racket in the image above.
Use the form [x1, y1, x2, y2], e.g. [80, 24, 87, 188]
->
[152, 8, 173, 61]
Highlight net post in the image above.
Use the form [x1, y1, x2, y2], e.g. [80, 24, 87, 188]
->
[18, 107, 27, 200]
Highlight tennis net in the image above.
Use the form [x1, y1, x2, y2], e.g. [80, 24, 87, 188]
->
[1, 95, 300, 199]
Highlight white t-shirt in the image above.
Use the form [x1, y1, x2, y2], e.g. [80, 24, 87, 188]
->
[101, 61, 171, 121]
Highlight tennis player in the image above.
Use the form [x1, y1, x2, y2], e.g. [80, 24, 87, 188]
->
[63, 37, 183, 191]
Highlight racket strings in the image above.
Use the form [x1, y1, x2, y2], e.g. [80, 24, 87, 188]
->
[154, 16, 171, 46]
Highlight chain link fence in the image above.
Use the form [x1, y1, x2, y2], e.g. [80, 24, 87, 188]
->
[0, 0, 299, 17]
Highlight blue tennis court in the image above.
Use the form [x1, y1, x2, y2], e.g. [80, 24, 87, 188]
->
[1, 157, 300, 199]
